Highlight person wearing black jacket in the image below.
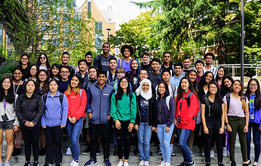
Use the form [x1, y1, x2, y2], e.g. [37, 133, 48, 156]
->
[15, 80, 44, 166]
[134, 79, 157, 166]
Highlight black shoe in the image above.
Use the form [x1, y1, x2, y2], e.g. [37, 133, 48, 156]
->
[218, 163, 225, 166]
[55, 164, 62, 166]
[113, 147, 117, 156]
[39, 148, 46, 156]
[187, 161, 195, 166]
[24, 162, 31, 166]
[12, 148, 22, 156]
[177, 162, 185, 166]
[43, 164, 52, 166]
[205, 162, 211, 166]
[231, 161, 236, 166]
[33, 161, 39, 166]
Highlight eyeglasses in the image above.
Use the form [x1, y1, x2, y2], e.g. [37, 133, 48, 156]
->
[21, 58, 28, 60]
[39, 74, 47, 77]
[61, 71, 69, 74]
[209, 86, 217, 89]
[40, 57, 46, 60]
[14, 73, 22, 75]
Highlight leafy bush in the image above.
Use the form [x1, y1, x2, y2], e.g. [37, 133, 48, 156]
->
[0, 59, 19, 74]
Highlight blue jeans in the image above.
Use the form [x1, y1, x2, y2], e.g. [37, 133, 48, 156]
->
[137, 122, 152, 161]
[157, 123, 174, 163]
[66, 118, 83, 161]
[177, 128, 192, 163]
[247, 122, 261, 162]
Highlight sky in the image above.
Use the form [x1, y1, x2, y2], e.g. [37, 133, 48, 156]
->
[76, 0, 151, 30]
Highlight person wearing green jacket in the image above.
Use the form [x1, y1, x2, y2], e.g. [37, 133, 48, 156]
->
[111, 77, 137, 166]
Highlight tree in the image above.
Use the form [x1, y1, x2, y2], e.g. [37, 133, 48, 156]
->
[0, 0, 94, 65]
[110, 11, 163, 58]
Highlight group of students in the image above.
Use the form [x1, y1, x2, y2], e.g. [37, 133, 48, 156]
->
[0, 42, 260, 166]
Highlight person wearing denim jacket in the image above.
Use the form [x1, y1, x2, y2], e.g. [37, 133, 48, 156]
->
[135, 79, 157, 166]
[246, 78, 261, 166]
[154, 81, 175, 166]
[84, 71, 114, 166]
[41, 79, 68, 166]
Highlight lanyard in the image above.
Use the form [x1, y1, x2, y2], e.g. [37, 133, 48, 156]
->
[178, 98, 183, 116]
[3, 99, 6, 112]
[13, 80, 22, 95]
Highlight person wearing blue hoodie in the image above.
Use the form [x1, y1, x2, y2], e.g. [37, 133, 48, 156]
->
[84, 71, 114, 166]
[41, 79, 68, 166]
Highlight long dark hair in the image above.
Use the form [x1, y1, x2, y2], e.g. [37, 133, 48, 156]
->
[27, 64, 39, 78]
[199, 71, 214, 88]
[37, 69, 49, 83]
[19, 53, 30, 66]
[115, 77, 132, 101]
[215, 66, 227, 82]
[0, 76, 15, 103]
[36, 53, 50, 68]
[176, 77, 199, 103]
[206, 82, 223, 118]
[157, 81, 170, 99]
[220, 75, 234, 97]
[246, 78, 261, 111]
[12, 67, 23, 81]
[50, 63, 60, 79]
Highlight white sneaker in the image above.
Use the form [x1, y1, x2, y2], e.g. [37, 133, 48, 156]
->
[139, 160, 144, 166]
[165, 162, 171, 166]
[72, 161, 79, 166]
[223, 147, 228, 157]
[66, 147, 72, 155]
[210, 150, 214, 158]
[144, 161, 149, 166]
[70, 160, 75, 166]
[123, 162, 129, 166]
[116, 161, 123, 166]
[159, 161, 165, 166]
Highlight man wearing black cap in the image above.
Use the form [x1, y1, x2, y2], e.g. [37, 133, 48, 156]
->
[93, 43, 115, 72]
[116, 45, 133, 72]
[148, 58, 161, 93]
[203, 52, 218, 78]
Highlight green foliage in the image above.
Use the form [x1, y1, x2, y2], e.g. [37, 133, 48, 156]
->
[0, 59, 19, 74]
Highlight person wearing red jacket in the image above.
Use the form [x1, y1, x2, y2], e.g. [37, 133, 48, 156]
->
[175, 77, 199, 166]
[65, 74, 87, 166]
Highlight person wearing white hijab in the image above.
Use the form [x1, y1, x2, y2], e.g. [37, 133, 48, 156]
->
[134, 79, 157, 166]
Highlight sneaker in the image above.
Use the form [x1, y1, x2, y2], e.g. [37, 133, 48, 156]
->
[165, 162, 171, 166]
[218, 163, 225, 166]
[55, 164, 62, 166]
[84, 158, 97, 166]
[159, 161, 165, 166]
[210, 150, 214, 158]
[66, 147, 72, 155]
[104, 158, 111, 166]
[123, 162, 129, 166]
[158, 150, 162, 155]
[144, 161, 149, 166]
[201, 150, 205, 156]
[116, 161, 123, 166]
[188, 161, 195, 166]
[33, 161, 39, 166]
[231, 161, 236, 166]
[24, 162, 31, 166]
[70, 160, 75, 166]
[177, 162, 184, 166]
[205, 162, 211, 166]
[3, 161, 10, 166]
[43, 164, 52, 166]
[72, 161, 79, 166]
[139, 160, 144, 166]
[171, 150, 176, 156]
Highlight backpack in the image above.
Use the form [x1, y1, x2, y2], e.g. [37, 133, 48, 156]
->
[185, 92, 193, 107]
[43, 93, 64, 106]
[204, 95, 211, 117]
[226, 93, 246, 113]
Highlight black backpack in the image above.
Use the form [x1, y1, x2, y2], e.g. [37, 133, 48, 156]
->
[43, 93, 63, 106]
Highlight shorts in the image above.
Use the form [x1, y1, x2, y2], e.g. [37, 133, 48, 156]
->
[84, 114, 90, 128]
[0, 120, 15, 130]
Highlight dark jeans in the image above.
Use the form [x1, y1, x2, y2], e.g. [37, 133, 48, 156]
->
[21, 127, 41, 162]
[115, 121, 131, 159]
[203, 127, 223, 163]
[228, 116, 248, 162]
[45, 126, 63, 165]
[89, 122, 111, 160]
[247, 122, 261, 162]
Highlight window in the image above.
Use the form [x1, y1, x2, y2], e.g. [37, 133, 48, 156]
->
[95, 22, 102, 49]
[88, 2, 91, 18]
[0, 26, 2, 45]
[63, 25, 70, 34]
[42, 12, 49, 20]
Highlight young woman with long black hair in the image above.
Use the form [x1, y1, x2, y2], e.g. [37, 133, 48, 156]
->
[224, 80, 250, 166]
[111, 77, 137, 166]
[245, 78, 261, 166]
[0, 76, 19, 166]
[201, 82, 225, 166]
[50, 63, 60, 81]
[25, 64, 38, 82]
[15, 79, 44, 166]
[18, 54, 30, 80]
[36, 53, 51, 74]
[215, 66, 226, 89]
[175, 77, 199, 166]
